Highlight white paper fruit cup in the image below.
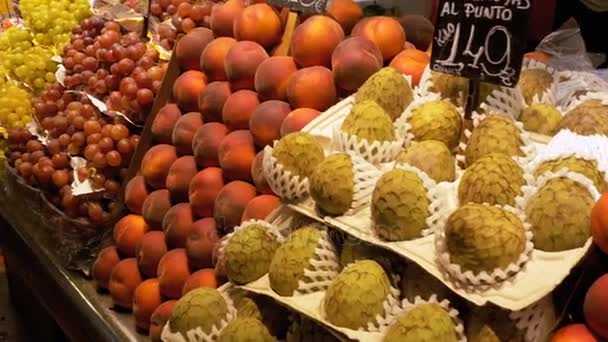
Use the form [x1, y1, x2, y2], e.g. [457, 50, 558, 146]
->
[263, 145, 312, 201]
[333, 128, 404, 165]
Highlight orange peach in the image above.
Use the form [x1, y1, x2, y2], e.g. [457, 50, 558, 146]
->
[254, 56, 297, 101]
[142, 189, 172, 231]
[200, 37, 237, 82]
[331, 37, 383, 92]
[192, 123, 229, 168]
[157, 248, 191, 299]
[162, 203, 195, 249]
[210, 0, 245, 37]
[550, 324, 598, 342]
[584, 274, 608, 338]
[251, 150, 273, 194]
[136, 231, 168, 278]
[173, 70, 207, 112]
[222, 90, 260, 131]
[214, 181, 257, 234]
[197, 81, 232, 123]
[114, 214, 150, 258]
[290, 15, 345, 68]
[525, 51, 551, 64]
[151, 103, 182, 144]
[218, 130, 256, 181]
[287, 66, 336, 111]
[326, 0, 363, 34]
[166, 156, 198, 203]
[186, 218, 219, 269]
[141, 144, 178, 189]
[280, 108, 320, 136]
[182, 269, 218, 295]
[125, 175, 149, 215]
[234, 3, 282, 49]
[389, 49, 430, 86]
[241, 195, 280, 221]
[133, 278, 162, 331]
[249, 100, 291, 147]
[92, 245, 121, 290]
[175, 27, 215, 71]
[398, 15, 433, 51]
[225, 41, 269, 91]
[189, 167, 225, 218]
[172, 112, 204, 155]
[149, 300, 177, 342]
[352, 16, 406, 61]
[109, 258, 143, 310]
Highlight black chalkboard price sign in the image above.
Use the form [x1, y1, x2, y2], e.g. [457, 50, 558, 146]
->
[267, 0, 328, 14]
[430, 0, 531, 87]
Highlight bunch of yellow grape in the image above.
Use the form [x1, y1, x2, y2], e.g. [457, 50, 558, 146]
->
[0, 81, 33, 130]
[0, 27, 34, 78]
[1, 44, 57, 92]
[19, 0, 92, 51]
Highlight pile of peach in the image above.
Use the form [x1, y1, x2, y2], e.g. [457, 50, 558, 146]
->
[90, 0, 434, 339]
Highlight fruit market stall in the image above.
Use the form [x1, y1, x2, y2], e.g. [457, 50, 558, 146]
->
[2, 0, 608, 341]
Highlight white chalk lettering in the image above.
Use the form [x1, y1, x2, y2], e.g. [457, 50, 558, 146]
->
[464, 4, 512, 20]
[441, 2, 459, 16]
[504, 0, 530, 10]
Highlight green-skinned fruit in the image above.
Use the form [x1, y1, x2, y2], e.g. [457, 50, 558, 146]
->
[167, 288, 228, 338]
[323, 260, 391, 330]
[407, 100, 463, 150]
[466, 305, 525, 342]
[273, 132, 325, 178]
[458, 153, 525, 206]
[534, 155, 606, 193]
[465, 114, 524, 166]
[383, 303, 458, 342]
[309, 153, 354, 215]
[430, 71, 469, 108]
[558, 99, 608, 136]
[356, 67, 414, 121]
[520, 103, 561, 136]
[526, 177, 594, 251]
[395, 140, 456, 183]
[372, 169, 430, 241]
[341, 100, 396, 142]
[218, 318, 274, 342]
[518, 68, 553, 105]
[224, 224, 280, 284]
[269, 226, 323, 296]
[445, 204, 526, 274]
[236, 295, 290, 338]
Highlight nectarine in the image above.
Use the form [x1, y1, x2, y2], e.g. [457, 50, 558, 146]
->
[109, 258, 143, 310]
[92, 245, 121, 290]
[214, 181, 257, 234]
[157, 248, 191, 299]
[225, 40, 269, 91]
[142, 189, 172, 230]
[141, 144, 178, 189]
[133, 278, 162, 331]
[192, 123, 229, 168]
[198, 81, 231, 123]
[218, 130, 256, 181]
[162, 203, 195, 249]
[186, 218, 219, 270]
[189, 167, 225, 218]
[249, 100, 291, 147]
[136, 231, 168, 278]
[222, 90, 259, 131]
[113, 214, 150, 258]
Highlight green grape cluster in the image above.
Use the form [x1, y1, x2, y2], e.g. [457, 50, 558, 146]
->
[0, 81, 33, 130]
[1, 45, 57, 91]
[19, 0, 92, 51]
[0, 27, 35, 77]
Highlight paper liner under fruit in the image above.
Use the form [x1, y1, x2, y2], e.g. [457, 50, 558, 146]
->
[526, 129, 608, 187]
[263, 145, 311, 201]
[386, 295, 466, 342]
[332, 127, 404, 165]
[557, 71, 608, 109]
[394, 92, 465, 150]
[434, 204, 534, 291]
[160, 288, 237, 342]
[458, 111, 538, 167]
[563, 90, 608, 115]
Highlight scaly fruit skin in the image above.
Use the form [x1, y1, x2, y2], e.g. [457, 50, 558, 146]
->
[225, 224, 280, 284]
[465, 114, 523, 166]
[236, 297, 263, 320]
[309, 153, 354, 215]
[324, 260, 390, 330]
[558, 100, 608, 136]
[520, 103, 561, 135]
[383, 304, 458, 342]
[430, 72, 470, 107]
[341, 100, 396, 142]
[356, 67, 414, 121]
[287, 315, 339, 342]
[272, 132, 325, 178]
[372, 169, 430, 241]
[396, 140, 455, 183]
[466, 306, 525, 342]
[526, 178, 594, 251]
[407, 100, 463, 150]
[218, 318, 274, 342]
[269, 227, 322, 296]
[168, 288, 228, 337]
[518, 68, 553, 105]
[534, 156, 606, 193]
[400, 263, 450, 303]
[458, 153, 525, 206]
[445, 204, 526, 274]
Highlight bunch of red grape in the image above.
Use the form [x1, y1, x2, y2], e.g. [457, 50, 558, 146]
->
[150, 0, 215, 51]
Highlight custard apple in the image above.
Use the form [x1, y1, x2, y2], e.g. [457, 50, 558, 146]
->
[341, 100, 396, 142]
[534, 155, 606, 192]
[430, 71, 469, 107]
[383, 304, 458, 342]
[309, 153, 354, 215]
[558, 99, 608, 136]
[218, 318, 274, 342]
[396, 140, 456, 183]
[273, 132, 325, 178]
[224, 224, 280, 284]
[520, 103, 561, 135]
[166, 288, 228, 339]
[407, 100, 463, 150]
[356, 67, 414, 121]
[518, 68, 553, 105]
[465, 114, 523, 166]
[466, 305, 525, 342]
